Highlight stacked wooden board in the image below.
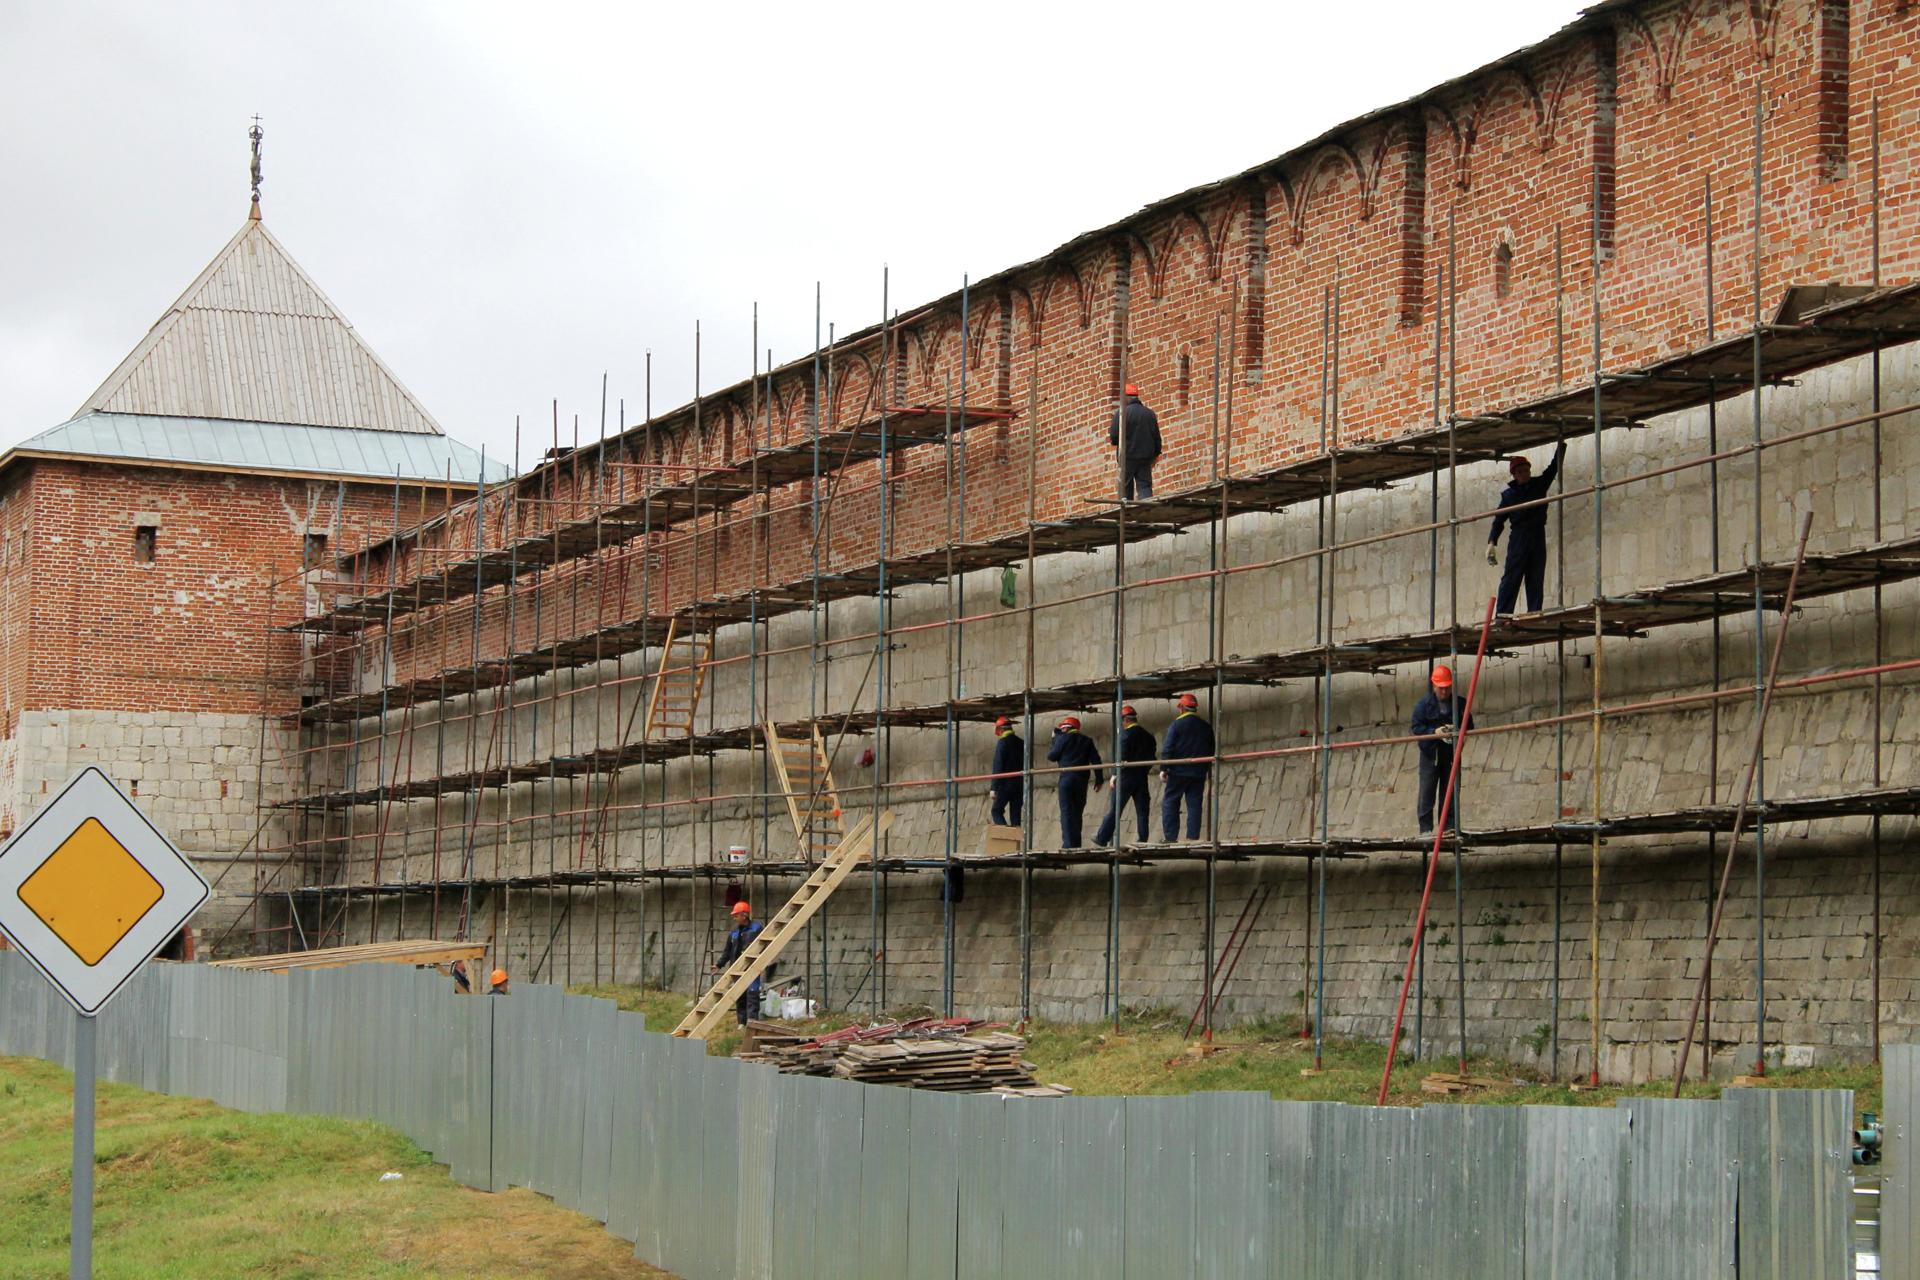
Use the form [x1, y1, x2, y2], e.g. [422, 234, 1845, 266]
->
[737, 1018, 1067, 1096]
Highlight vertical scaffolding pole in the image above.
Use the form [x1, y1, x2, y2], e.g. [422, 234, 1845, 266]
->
[1588, 160, 1606, 1086]
[871, 271, 891, 1022]
[1314, 274, 1340, 1072]
[1747, 80, 1769, 1076]
[1869, 96, 1883, 1063]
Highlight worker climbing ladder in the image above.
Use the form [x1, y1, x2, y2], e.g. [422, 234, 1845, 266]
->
[642, 617, 712, 741]
[670, 811, 894, 1040]
[763, 721, 844, 861]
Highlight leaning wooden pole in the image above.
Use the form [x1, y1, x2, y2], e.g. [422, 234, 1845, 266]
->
[1670, 509, 1814, 1094]
[1376, 594, 1497, 1106]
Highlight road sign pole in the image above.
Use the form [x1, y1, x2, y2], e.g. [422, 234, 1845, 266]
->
[70, 1010, 95, 1279]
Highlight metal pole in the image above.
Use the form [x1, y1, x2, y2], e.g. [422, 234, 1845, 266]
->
[70, 1010, 96, 1280]
[1589, 159, 1605, 1087]
[1748, 79, 1768, 1076]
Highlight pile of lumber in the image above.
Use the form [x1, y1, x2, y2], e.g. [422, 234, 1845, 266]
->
[738, 1017, 1063, 1095]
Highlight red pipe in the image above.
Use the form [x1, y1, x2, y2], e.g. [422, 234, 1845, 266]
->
[1376, 596, 1497, 1105]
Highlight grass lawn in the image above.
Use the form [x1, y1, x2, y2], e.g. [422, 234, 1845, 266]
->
[0, 1056, 669, 1280]
[574, 983, 1881, 1114]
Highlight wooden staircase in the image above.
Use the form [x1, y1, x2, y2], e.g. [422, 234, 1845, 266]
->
[669, 811, 894, 1040]
[764, 721, 845, 861]
[642, 618, 712, 741]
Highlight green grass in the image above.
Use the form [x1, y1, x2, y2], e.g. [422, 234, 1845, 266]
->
[0, 1056, 666, 1280]
[573, 984, 1881, 1113]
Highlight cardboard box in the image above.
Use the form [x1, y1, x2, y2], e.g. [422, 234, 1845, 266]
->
[979, 824, 1023, 857]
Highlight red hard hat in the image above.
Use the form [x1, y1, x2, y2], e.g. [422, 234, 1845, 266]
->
[1177, 693, 1199, 710]
[1431, 664, 1454, 688]
[1508, 454, 1532, 473]
[994, 715, 1012, 731]
[1124, 382, 1140, 397]
[1059, 716, 1081, 732]
[731, 901, 751, 916]
[1121, 704, 1137, 720]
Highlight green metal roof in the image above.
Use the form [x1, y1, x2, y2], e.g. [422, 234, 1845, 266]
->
[6, 412, 507, 485]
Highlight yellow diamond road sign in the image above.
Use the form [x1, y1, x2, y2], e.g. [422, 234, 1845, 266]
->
[0, 768, 209, 1016]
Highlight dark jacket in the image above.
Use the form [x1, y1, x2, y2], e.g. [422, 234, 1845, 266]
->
[1046, 729, 1102, 791]
[990, 732, 1024, 797]
[1410, 691, 1471, 763]
[1114, 722, 1156, 788]
[1160, 712, 1215, 780]
[1108, 398, 1162, 461]
[1489, 442, 1566, 544]
[720, 921, 765, 993]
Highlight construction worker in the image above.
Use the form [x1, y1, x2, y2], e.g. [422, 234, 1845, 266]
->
[1411, 664, 1471, 834]
[1487, 440, 1567, 615]
[1046, 715, 1103, 848]
[1094, 704, 1156, 846]
[1159, 693, 1214, 842]
[1106, 382, 1162, 501]
[448, 959, 472, 994]
[715, 901, 764, 1025]
[989, 715, 1024, 828]
[488, 968, 510, 996]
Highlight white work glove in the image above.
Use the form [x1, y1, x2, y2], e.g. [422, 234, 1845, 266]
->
[1486, 544, 1498, 566]
[1437, 723, 1456, 743]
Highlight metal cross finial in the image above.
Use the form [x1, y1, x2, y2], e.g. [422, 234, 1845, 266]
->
[248, 116, 264, 218]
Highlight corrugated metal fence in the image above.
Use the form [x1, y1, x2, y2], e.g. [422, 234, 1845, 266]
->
[0, 956, 1875, 1278]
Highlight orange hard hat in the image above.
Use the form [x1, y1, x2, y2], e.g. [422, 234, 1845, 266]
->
[731, 901, 751, 916]
[490, 969, 509, 986]
[1177, 692, 1199, 710]
[1121, 704, 1137, 720]
[994, 715, 1012, 732]
[1059, 716, 1081, 732]
[1509, 454, 1532, 473]
[1431, 665, 1454, 688]
[1124, 382, 1140, 397]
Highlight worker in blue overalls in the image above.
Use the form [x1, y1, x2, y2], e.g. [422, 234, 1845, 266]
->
[1487, 440, 1566, 615]
[714, 901, 764, 1025]
[1094, 704, 1156, 846]
[1046, 715, 1103, 848]
[989, 715, 1024, 828]
[1159, 693, 1215, 842]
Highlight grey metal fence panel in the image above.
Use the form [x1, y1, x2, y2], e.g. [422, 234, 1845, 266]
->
[810, 1071, 868, 1280]
[1193, 1092, 1270, 1280]
[696, 1056, 743, 1280]
[770, 1070, 823, 1280]
[857, 1082, 912, 1280]
[1061, 1097, 1127, 1278]
[1267, 1100, 1322, 1280]
[955, 1093, 1008, 1280]
[904, 1087, 964, 1280]
[549, 995, 592, 1212]
[1523, 1105, 1628, 1280]
[631, 1029, 670, 1264]
[1886, 1045, 1920, 1280]
[450, 992, 495, 1190]
[1306, 1105, 1420, 1280]
[656, 1036, 712, 1280]
[604, 1014, 646, 1243]
[1412, 1102, 1526, 1280]
[1125, 1095, 1195, 1278]
[576, 996, 619, 1224]
[1732, 1087, 1853, 1280]
[999, 1096, 1066, 1275]
[732, 1059, 778, 1278]
[1616, 1097, 1735, 1277]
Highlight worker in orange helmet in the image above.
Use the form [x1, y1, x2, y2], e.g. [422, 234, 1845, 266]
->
[713, 900, 765, 1025]
[1159, 692, 1214, 841]
[1105, 381, 1162, 501]
[488, 967, 511, 996]
[1411, 664, 1471, 835]
[1045, 715, 1103, 848]
[989, 714, 1025, 828]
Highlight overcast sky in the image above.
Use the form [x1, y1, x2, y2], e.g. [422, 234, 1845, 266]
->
[1, 1, 1589, 467]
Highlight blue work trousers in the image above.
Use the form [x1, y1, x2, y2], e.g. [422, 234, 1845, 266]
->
[1497, 529, 1548, 615]
[1162, 775, 1206, 841]
[990, 788, 1022, 828]
[1095, 782, 1150, 846]
[1057, 780, 1090, 849]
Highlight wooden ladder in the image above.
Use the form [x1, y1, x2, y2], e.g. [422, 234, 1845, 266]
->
[642, 617, 713, 741]
[764, 721, 845, 861]
[669, 811, 894, 1040]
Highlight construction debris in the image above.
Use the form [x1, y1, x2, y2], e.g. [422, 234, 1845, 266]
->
[738, 1017, 1062, 1095]
[1420, 1072, 1502, 1096]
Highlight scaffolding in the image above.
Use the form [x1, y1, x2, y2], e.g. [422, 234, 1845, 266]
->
[243, 95, 1916, 1081]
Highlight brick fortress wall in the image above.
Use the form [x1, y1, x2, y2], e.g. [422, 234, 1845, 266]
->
[312, 0, 1920, 1079]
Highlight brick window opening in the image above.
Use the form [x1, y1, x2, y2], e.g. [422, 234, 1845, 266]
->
[303, 531, 329, 570]
[1178, 352, 1192, 407]
[134, 525, 157, 564]
[1494, 240, 1514, 300]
